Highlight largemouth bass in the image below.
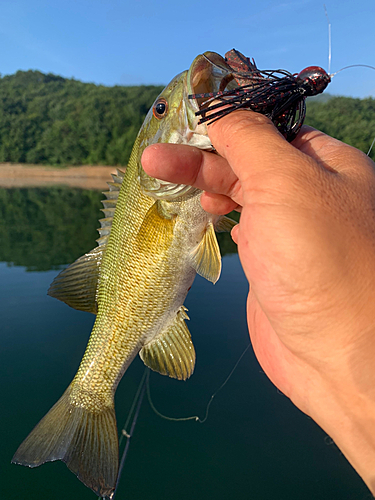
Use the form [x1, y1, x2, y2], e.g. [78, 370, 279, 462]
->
[12, 51, 242, 498]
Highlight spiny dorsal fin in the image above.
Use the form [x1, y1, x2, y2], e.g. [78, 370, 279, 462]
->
[110, 170, 125, 185]
[48, 246, 104, 314]
[49, 169, 126, 312]
[190, 221, 221, 284]
[215, 215, 238, 233]
[97, 169, 126, 247]
[139, 306, 195, 380]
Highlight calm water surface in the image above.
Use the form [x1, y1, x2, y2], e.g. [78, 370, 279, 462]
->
[0, 188, 370, 500]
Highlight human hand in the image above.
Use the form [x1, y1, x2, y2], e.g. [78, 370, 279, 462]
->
[142, 111, 375, 493]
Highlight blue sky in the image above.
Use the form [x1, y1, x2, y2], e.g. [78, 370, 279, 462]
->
[1, 0, 374, 97]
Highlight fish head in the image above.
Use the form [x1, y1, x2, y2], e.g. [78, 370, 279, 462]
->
[138, 51, 237, 200]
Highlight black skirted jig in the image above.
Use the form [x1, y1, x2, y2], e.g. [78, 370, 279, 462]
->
[188, 49, 331, 142]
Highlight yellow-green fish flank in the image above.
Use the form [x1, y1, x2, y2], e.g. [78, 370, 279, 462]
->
[12, 51, 240, 498]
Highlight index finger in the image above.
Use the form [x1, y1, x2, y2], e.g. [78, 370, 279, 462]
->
[207, 111, 314, 189]
[209, 112, 373, 181]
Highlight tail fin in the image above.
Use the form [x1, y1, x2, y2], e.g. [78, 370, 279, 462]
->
[12, 386, 118, 499]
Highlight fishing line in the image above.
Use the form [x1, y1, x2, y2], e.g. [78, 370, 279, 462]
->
[105, 344, 251, 498]
[147, 344, 251, 424]
[321, 8, 375, 159]
[146, 369, 199, 422]
[324, 5, 331, 76]
[197, 343, 251, 424]
[107, 344, 251, 497]
[118, 368, 148, 447]
[331, 64, 375, 78]
[367, 136, 375, 157]
[109, 368, 148, 500]
[329, 63, 375, 158]
[322, 7, 375, 78]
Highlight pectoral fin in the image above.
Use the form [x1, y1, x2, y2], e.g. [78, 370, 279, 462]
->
[48, 246, 104, 314]
[215, 215, 238, 233]
[135, 201, 176, 254]
[190, 221, 221, 284]
[139, 306, 195, 381]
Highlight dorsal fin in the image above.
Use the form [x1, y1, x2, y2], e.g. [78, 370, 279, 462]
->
[48, 169, 126, 313]
[97, 169, 125, 247]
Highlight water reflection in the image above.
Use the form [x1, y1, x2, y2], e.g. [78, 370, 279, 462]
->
[1, 187, 368, 500]
[0, 187, 237, 271]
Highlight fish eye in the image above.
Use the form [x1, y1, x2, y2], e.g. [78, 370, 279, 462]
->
[153, 98, 168, 119]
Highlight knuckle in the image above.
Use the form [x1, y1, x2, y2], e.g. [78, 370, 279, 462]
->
[222, 111, 273, 137]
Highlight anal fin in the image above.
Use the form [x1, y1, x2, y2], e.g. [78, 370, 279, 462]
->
[139, 306, 195, 381]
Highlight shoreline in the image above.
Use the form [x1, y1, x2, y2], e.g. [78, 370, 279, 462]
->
[0, 163, 118, 190]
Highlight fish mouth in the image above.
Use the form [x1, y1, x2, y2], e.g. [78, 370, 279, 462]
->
[187, 52, 236, 107]
[185, 52, 238, 148]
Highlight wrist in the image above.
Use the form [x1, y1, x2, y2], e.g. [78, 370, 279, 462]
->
[299, 349, 375, 495]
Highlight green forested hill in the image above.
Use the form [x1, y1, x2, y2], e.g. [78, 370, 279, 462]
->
[0, 70, 163, 165]
[306, 96, 375, 160]
[0, 70, 374, 165]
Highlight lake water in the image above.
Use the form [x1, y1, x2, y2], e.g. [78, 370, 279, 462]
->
[0, 187, 370, 500]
